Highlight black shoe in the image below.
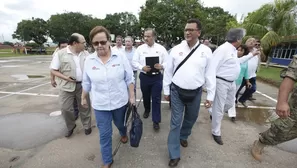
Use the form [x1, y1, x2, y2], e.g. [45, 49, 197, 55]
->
[231, 117, 236, 123]
[239, 101, 248, 108]
[143, 111, 150, 118]
[85, 128, 92, 135]
[180, 139, 188, 147]
[210, 115, 212, 120]
[169, 158, 180, 167]
[65, 124, 76, 138]
[153, 123, 160, 130]
[212, 134, 223, 145]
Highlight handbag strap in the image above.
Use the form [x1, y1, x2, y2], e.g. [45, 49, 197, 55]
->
[173, 43, 201, 76]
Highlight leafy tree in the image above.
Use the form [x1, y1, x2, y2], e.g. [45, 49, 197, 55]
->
[12, 18, 48, 45]
[139, 0, 204, 45]
[201, 7, 237, 45]
[104, 12, 140, 40]
[243, 0, 297, 51]
[3, 41, 14, 46]
[47, 12, 101, 43]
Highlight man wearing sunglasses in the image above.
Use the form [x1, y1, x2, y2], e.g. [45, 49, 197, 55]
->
[50, 33, 92, 138]
[132, 28, 168, 131]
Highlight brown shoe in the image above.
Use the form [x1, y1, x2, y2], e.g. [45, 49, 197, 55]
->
[251, 140, 265, 162]
[120, 136, 128, 144]
[180, 139, 188, 147]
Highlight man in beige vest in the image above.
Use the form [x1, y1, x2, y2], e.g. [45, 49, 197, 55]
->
[51, 33, 92, 137]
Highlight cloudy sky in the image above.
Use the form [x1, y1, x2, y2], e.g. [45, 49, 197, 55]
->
[0, 0, 273, 42]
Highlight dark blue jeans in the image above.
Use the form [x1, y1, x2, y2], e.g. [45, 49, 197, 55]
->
[239, 77, 257, 103]
[168, 84, 202, 159]
[139, 73, 162, 123]
[94, 105, 127, 165]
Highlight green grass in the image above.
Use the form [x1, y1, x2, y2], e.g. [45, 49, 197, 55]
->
[257, 65, 284, 87]
[0, 48, 53, 57]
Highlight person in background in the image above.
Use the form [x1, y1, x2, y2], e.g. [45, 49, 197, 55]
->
[50, 33, 92, 138]
[81, 26, 135, 168]
[50, 38, 80, 120]
[163, 18, 215, 167]
[112, 35, 125, 53]
[251, 55, 297, 162]
[132, 28, 168, 131]
[124, 36, 137, 98]
[238, 38, 261, 106]
[227, 44, 259, 122]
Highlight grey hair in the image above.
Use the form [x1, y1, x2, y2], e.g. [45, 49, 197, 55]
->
[125, 36, 134, 42]
[144, 28, 156, 37]
[225, 28, 246, 43]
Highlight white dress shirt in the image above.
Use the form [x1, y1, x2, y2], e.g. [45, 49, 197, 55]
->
[206, 42, 255, 89]
[50, 46, 85, 81]
[247, 55, 259, 78]
[112, 45, 125, 54]
[163, 40, 215, 101]
[132, 43, 168, 73]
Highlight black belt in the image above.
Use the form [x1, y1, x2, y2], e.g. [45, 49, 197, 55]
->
[76, 81, 82, 84]
[216, 76, 233, 83]
[142, 72, 160, 76]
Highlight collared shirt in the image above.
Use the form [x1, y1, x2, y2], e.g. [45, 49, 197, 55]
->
[207, 42, 254, 85]
[51, 46, 86, 81]
[124, 47, 137, 71]
[132, 42, 168, 73]
[163, 40, 215, 101]
[112, 45, 125, 54]
[82, 50, 134, 111]
[247, 54, 259, 78]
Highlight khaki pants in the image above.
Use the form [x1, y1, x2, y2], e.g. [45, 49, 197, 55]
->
[59, 83, 91, 131]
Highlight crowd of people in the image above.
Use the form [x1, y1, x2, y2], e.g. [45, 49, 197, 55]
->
[49, 18, 297, 168]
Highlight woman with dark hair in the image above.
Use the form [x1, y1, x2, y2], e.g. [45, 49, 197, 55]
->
[81, 26, 135, 168]
[227, 44, 259, 122]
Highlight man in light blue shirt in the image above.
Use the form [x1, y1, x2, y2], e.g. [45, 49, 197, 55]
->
[124, 36, 137, 98]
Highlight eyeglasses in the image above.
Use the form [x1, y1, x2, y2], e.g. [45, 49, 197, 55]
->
[92, 41, 108, 46]
[184, 28, 199, 32]
[255, 44, 261, 46]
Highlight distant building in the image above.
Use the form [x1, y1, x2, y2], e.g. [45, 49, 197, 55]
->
[269, 35, 297, 66]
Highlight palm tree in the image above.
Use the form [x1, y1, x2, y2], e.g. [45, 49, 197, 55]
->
[243, 0, 297, 53]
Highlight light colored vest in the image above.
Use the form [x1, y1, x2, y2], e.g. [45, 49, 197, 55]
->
[56, 48, 89, 92]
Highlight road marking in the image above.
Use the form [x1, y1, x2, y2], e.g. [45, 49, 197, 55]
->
[0, 91, 276, 110]
[256, 90, 277, 103]
[0, 82, 50, 99]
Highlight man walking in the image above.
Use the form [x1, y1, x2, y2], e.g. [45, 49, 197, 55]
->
[132, 28, 168, 130]
[50, 39, 80, 120]
[207, 28, 246, 145]
[50, 33, 92, 137]
[251, 55, 297, 161]
[163, 18, 215, 167]
[124, 36, 137, 98]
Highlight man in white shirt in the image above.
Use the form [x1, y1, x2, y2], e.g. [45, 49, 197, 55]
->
[132, 28, 168, 131]
[207, 28, 246, 145]
[112, 35, 125, 53]
[163, 19, 215, 167]
[50, 33, 92, 138]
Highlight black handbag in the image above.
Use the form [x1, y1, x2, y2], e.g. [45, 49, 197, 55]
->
[129, 105, 143, 147]
[172, 43, 201, 103]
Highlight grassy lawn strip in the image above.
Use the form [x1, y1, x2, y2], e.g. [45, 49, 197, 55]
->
[257, 65, 284, 87]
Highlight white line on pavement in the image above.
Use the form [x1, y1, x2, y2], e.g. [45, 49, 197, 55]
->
[0, 82, 50, 99]
[255, 90, 277, 103]
[0, 91, 276, 110]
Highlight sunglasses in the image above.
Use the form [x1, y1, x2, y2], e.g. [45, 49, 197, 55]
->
[255, 44, 261, 46]
[92, 41, 108, 46]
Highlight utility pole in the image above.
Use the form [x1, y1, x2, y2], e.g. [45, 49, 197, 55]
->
[125, 14, 128, 36]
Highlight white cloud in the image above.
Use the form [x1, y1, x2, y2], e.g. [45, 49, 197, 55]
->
[0, 0, 273, 42]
